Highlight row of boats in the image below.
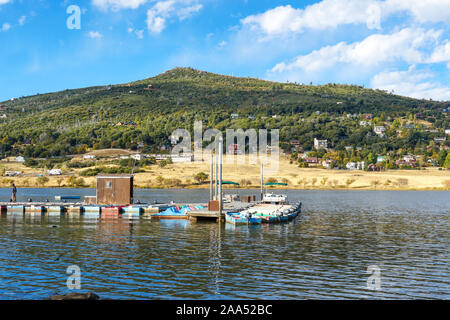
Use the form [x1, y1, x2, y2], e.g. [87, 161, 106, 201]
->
[225, 193, 302, 226]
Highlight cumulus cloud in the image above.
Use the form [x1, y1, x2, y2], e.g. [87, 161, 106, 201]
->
[92, 0, 148, 11]
[241, 0, 450, 37]
[272, 28, 442, 73]
[0, 0, 11, 5]
[146, 0, 203, 34]
[88, 31, 103, 39]
[128, 27, 144, 39]
[1, 22, 11, 31]
[427, 40, 450, 67]
[18, 16, 26, 26]
[371, 66, 450, 101]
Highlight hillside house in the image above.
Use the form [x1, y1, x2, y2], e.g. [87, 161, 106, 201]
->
[322, 160, 334, 168]
[48, 169, 62, 176]
[305, 157, 320, 164]
[131, 154, 144, 161]
[15, 156, 25, 163]
[314, 138, 328, 150]
[445, 129, 450, 135]
[377, 156, 386, 163]
[434, 137, 446, 144]
[359, 121, 370, 126]
[374, 126, 386, 136]
[346, 162, 365, 170]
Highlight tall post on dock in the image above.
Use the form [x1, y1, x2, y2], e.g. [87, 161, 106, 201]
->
[218, 138, 223, 223]
[215, 152, 219, 200]
[260, 162, 264, 201]
[210, 153, 214, 201]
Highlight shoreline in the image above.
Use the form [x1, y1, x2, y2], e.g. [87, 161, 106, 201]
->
[1, 156, 449, 191]
[0, 185, 448, 191]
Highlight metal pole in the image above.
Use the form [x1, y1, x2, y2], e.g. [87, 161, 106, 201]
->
[260, 162, 264, 201]
[215, 153, 218, 200]
[210, 153, 214, 201]
[218, 139, 223, 223]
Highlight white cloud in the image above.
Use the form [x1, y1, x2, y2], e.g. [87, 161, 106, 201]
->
[146, 0, 203, 34]
[88, 31, 103, 39]
[0, 0, 11, 5]
[135, 29, 144, 39]
[272, 28, 442, 73]
[371, 66, 450, 101]
[242, 2, 371, 36]
[427, 40, 450, 67]
[1, 22, 11, 31]
[92, 0, 148, 11]
[147, 9, 167, 33]
[241, 0, 450, 37]
[127, 27, 144, 39]
[18, 16, 26, 26]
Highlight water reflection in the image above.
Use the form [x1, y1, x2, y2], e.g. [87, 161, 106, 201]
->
[0, 190, 449, 299]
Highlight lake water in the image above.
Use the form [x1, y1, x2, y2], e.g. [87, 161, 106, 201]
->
[0, 188, 448, 300]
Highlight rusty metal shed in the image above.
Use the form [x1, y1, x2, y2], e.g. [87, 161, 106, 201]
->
[96, 174, 134, 205]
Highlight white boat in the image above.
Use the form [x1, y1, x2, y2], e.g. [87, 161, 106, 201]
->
[262, 193, 289, 205]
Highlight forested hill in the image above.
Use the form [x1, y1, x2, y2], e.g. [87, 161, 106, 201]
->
[0, 67, 448, 158]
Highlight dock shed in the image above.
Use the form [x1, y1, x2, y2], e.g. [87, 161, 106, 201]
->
[96, 174, 134, 205]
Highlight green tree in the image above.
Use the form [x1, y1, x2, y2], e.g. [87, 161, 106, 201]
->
[194, 172, 209, 184]
[444, 153, 450, 169]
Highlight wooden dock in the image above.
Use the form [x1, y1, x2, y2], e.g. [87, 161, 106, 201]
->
[188, 210, 224, 222]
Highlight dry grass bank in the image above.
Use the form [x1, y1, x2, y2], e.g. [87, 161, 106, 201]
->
[1, 156, 449, 190]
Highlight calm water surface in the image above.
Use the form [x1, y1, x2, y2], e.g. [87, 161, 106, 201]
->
[0, 188, 448, 300]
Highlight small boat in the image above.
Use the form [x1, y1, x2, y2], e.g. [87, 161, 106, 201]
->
[55, 196, 81, 201]
[225, 212, 262, 225]
[262, 192, 289, 205]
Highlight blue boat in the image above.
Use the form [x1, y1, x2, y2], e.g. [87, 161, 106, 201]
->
[225, 212, 262, 225]
[55, 196, 81, 201]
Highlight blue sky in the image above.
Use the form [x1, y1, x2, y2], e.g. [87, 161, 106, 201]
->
[0, 0, 449, 102]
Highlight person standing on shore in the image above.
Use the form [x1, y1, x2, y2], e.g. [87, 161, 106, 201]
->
[11, 183, 17, 203]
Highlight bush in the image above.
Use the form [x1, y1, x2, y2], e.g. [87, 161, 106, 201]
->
[67, 161, 96, 168]
[37, 176, 49, 185]
[194, 172, 209, 184]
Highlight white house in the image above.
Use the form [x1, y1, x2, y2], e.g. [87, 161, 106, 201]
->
[322, 160, 334, 169]
[374, 126, 386, 136]
[131, 154, 143, 161]
[15, 156, 25, 163]
[445, 129, 450, 135]
[377, 156, 386, 163]
[83, 155, 96, 160]
[231, 113, 239, 119]
[314, 138, 328, 150]
[48, 169, 62, 176]
[359, 121, 370, 126]
[346, 161, 365, 170]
